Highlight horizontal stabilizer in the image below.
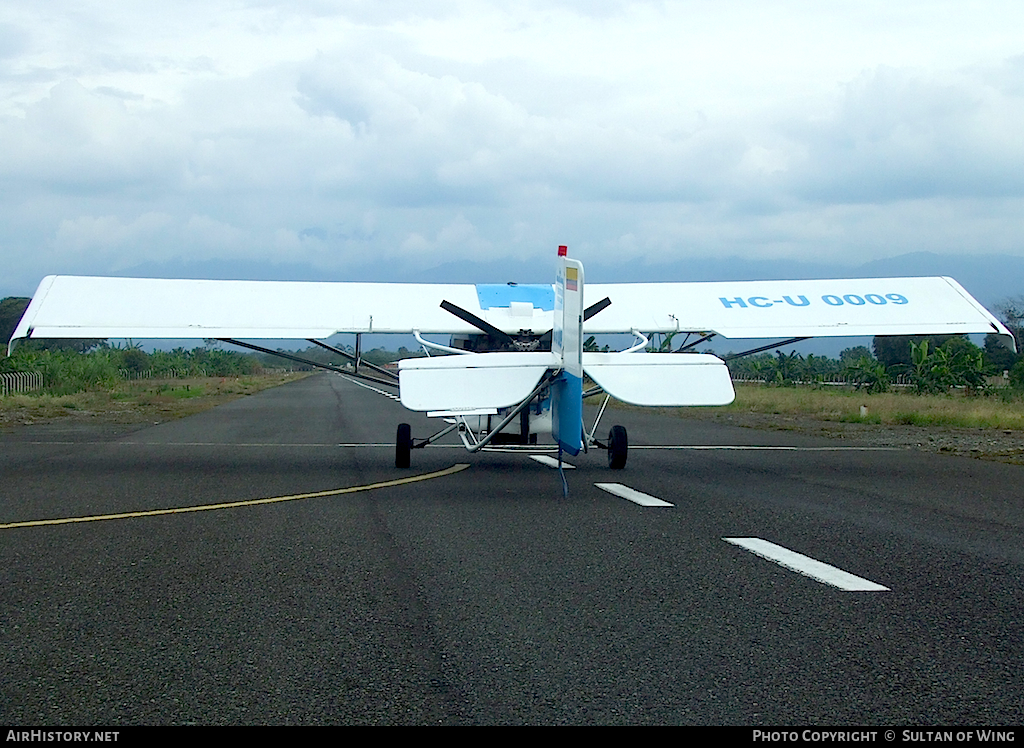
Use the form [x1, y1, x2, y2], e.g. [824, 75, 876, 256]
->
[583, 353, 735, 406]
[398, 352, 557, 412]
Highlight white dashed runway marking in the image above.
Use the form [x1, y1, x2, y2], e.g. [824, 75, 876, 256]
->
[340, 375, 402, 401]
[529, 455, 576, 469]
[594, 483, 674, 507]
[724, 537, 889, 591]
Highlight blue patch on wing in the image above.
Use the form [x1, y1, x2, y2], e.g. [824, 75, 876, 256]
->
[475, 284, 554, 310]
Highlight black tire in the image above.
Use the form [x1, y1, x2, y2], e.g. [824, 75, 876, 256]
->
[395, 423, 412, 468]
[608, 425, 628, 469]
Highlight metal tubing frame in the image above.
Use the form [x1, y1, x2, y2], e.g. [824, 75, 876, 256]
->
[414, 330, 471, 356]
[456, 370, 559, 453]
[413, 422, 460, 449]
[585, 394, 612, 449]
[621, 329, 650, 354]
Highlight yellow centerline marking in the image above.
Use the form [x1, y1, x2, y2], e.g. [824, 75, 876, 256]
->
[0, 463, 471, 530]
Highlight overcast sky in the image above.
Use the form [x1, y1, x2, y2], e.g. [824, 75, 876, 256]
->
[2, 1, 1024, 295]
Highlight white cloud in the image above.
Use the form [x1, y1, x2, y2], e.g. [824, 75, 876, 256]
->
[399, 213, 490, 259]
[0, 80, 180, 190]
[52, 213, 174, 271]
[1, 0, 1024, 292]
[785, 64, 1024, 203]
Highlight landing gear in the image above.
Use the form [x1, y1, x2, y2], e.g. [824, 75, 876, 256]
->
[396, 423, 412, 468]
[607, 425, 628, 469]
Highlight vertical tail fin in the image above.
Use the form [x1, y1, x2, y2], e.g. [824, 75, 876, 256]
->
[552, 246, 584, 455]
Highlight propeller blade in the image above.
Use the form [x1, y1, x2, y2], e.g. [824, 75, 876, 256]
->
[440, 300, 517, 347]
[583, 296, 611, 321]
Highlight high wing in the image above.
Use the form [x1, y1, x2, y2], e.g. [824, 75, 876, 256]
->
[9, 276, 538, 342]
[9, 273, 1014, 348]
[585, 278, 1014, 342]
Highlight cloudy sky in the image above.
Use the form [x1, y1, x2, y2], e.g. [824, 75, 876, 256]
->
[2, 0, 1024, 296]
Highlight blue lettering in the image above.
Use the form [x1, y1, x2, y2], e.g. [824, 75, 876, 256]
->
[843, 294, 866, 305]
[822, 295, 843, 306]
[886, 293, 909, 305]
[720, 297, 748, 308]
[782, 295, 810, 307]
[865, 294, 886, 305]
[748, 297, 772, 308]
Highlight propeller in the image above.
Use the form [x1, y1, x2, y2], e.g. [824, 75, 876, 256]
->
[583, 296, 611, 321]
[440, 300, 517, 348]
[440, 296, 612, 351]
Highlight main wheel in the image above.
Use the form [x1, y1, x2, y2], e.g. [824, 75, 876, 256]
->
[607, 425, 628, 469]
[395, 423, 412, 468]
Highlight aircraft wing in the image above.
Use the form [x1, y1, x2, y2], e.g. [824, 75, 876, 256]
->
[9, 273, 1014, 350]
[9, 275, 543, 342]
[585, 277, 1015, 346]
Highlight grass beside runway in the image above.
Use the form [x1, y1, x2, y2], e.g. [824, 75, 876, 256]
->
[722, 383, 1024, 430]
[0, 372, 310, 427]
[590, 382, 1024, 431]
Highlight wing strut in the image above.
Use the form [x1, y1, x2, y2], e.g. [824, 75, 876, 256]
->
[306, 339, 399, 383]
[218, 338, 398, 388]
[723, 337, 810, 361]
[676, 333, 717, 352]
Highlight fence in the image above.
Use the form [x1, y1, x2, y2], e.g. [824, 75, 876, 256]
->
[1, 371, 42, 397]
[116, 367, 294, 380]
[117, 368, 197, 380]
[732, 373, 914, 387]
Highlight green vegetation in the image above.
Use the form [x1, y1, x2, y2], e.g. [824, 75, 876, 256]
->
[663, 302, 1024, 432]
[0, 374, 307, 427]
[715, 384, 1024, 431]
[0, 297, 30, 343]
[1, 344, 267, 396]
[0, 327, 308, 426]
[723, 334, 1020, 395]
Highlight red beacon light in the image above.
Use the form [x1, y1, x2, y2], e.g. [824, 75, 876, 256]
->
[557, 245, 568, 257]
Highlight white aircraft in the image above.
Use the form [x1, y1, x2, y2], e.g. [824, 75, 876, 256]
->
[9, 246, 1015, 471]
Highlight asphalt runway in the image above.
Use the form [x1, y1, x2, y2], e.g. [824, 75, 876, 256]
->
[2, 373, 1022, 725]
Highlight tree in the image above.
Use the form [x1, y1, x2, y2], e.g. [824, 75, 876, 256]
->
[985, 295, 1024, 372]
[120, 346, 151, 373]
[839, 346, 873, 365]
[994, 295, 1024, 346]
[842, 357, 890, 393]
[2, 297, 105, 354]
[983, 333, 1018, 372]
[873, 335, 959, 369]
[0, 297, 30, 347]
[900, 338, 987, 394]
